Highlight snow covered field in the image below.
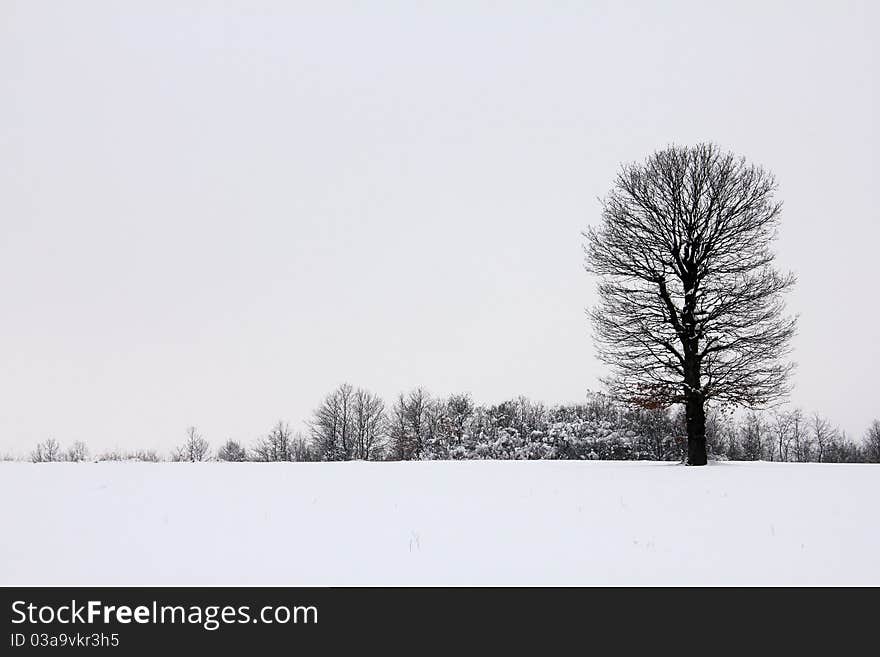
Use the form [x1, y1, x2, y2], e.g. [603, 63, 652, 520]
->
[1, 461, 877, 586]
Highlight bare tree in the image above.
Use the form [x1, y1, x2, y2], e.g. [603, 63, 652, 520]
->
[290, 432, 314, 462]
[172, 426, 211, 462]
[585, 143, 797, 465]
[389, 393, 410, 460]
[786, 408, 810, 462]
[740, 411, 766, 461]
[217, 439, 248, 462]
[824, 431, 861, 463]
[390, 387, 432, 460]
[309, 384, 387, 461]
[65, 441, 90, 462]
[31, 438, 62, 463]
[252, 421, 294, 462]
[810, 413, 836, 463]
[865, 420, 880, 464]
[769, 410, 795, 462]
[310, 383, 355, 461]
[352, 388, 387, 460]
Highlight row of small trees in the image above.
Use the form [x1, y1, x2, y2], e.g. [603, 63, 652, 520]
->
[28, 438, 163, 463]
[710, 409, 868, 463]
[17, 386, 880, 464]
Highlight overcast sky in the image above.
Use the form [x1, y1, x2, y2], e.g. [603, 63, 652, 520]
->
[1, 1, 877, 454]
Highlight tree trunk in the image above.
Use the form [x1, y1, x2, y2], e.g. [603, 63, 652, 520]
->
[685, 392, 708, 466]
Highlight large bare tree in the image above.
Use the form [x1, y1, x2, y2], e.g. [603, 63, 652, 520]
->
[585, 143, 796, 465]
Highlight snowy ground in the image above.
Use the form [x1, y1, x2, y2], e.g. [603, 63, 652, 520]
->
[1, 461, 877, 586]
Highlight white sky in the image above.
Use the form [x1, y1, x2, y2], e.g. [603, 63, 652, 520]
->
[1, 1, 877, 454]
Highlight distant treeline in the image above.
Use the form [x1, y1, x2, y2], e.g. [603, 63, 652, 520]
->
[11, 386, 880, 464]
